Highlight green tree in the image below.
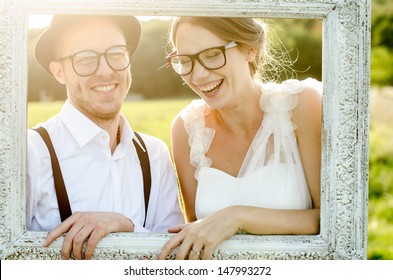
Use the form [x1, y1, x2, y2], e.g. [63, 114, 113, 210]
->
[370, 0, 393, 86]
[131, 19, 194, 99]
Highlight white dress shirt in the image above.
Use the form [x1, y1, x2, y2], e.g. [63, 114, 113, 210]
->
[27, 100, 184, 233]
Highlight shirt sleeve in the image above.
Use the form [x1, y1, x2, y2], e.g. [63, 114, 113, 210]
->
[27, 129, 63, 231]
[133, 223, 151, 233]
[26, 130, 40, 230]
[26, 129, 55, 231]
[136, 138, 185, 233]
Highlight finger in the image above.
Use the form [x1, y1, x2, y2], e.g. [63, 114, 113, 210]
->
[84, 228, 105, 260]
[167, 224, 187, 233]
[61, 231, 77, 260]
[201, 245, 214, 260]
[71, 223, 96, 260]
[157, 234, 184, 260]
[168, 225, 202, 260]
[60, 220, 86, 260]
[187, 238, 204, 260]
[44, 216, 76, 247]
[188, 246, 203, 260]
[174, 234, 196, 260]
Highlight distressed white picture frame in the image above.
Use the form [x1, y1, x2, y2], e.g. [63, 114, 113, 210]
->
[0, 0, 370, 260]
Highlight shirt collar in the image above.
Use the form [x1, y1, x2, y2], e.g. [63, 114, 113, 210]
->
[59, 100, 145, 151]
[59, 100, 102, 147]
[119, 113, 146, 153]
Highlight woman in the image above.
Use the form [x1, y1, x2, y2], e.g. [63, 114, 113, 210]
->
[158, 17, 322, 260]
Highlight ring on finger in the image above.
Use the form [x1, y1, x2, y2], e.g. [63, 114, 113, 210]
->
[191, 249, 201, 256]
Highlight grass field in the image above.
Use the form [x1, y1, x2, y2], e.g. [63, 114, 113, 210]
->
[28, 90, 393, 259]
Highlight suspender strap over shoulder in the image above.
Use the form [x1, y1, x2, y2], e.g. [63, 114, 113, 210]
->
[32, 126, 72, 222]
[132, 132, 151, 227]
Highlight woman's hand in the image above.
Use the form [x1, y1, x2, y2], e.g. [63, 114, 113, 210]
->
[158, 206, 241, 260]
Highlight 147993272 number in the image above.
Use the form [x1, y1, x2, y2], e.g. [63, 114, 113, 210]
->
[217, 266, 272, 276]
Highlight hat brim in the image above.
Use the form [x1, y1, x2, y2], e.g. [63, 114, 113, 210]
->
[35, 14, 141, 75]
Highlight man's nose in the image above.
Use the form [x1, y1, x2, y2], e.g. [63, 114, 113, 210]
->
[95, 55, 113, 76]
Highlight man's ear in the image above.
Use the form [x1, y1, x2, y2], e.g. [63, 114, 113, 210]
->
[49, 61, 66, 85]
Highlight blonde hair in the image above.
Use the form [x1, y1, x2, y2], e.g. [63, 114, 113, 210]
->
[168, 16, 294, 83]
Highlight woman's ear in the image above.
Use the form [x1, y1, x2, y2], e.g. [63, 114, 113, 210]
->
[245, 47, 257, 62]
[49, 61, 66, 85]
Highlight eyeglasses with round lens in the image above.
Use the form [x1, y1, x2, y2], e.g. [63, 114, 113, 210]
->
[166, 41, 237, 76]
[56, 45, 132, 77]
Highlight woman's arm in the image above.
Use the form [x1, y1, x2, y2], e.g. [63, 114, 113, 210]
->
[158, 205, 320, 260]
[170, 114, 198, 222]
[293, 85, 322, 211]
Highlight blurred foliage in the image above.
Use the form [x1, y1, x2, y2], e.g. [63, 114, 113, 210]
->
[28, 28, 67, 101]
[267, 18, 322, 82]
[368, 123, 393, 199]
[368, 87, 393, 259]
[371, 0, 393, 86]
[371, 46, 393, 85]
[130, 19, 195, 100]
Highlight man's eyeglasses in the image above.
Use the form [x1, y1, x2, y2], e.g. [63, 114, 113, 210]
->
[166, 41, 238, 76]
[56, 45, 132, 77]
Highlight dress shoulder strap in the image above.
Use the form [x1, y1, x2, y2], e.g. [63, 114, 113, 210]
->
[180, 100, 215, 178]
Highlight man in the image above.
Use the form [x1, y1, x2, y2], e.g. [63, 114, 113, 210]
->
[27, 14, 184, 259]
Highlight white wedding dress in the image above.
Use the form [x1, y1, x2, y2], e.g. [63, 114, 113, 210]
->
[180, 78, 322, 219]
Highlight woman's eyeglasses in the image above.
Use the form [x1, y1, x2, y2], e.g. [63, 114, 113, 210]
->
[56, 45, 132, 77]
[166, 41, 237, 76]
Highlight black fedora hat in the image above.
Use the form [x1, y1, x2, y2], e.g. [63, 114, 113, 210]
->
[34, 14, 141, 75]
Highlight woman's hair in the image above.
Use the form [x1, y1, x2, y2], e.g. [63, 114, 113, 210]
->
[168, 16, 294, 83]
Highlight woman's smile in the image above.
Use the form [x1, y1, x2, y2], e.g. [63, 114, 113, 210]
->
[196, 79, 223, 97]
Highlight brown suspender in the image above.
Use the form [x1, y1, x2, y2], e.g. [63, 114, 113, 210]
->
[32, 126, 151, 227]
[32, 126, 72, 222]
[132, 132, 151, 227]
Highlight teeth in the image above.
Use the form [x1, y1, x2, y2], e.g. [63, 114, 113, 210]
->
[198, 80, 222, 92]
[94, 84, 115, 92]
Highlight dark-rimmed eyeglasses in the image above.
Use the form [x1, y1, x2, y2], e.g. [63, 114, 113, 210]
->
[56, 45, 132, 77]
[166, 41, 238, 76]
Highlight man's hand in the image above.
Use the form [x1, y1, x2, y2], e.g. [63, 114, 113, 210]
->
[44, 212, 135, 260]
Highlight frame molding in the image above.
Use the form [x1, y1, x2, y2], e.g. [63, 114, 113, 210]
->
[0, 0, 370, 259]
